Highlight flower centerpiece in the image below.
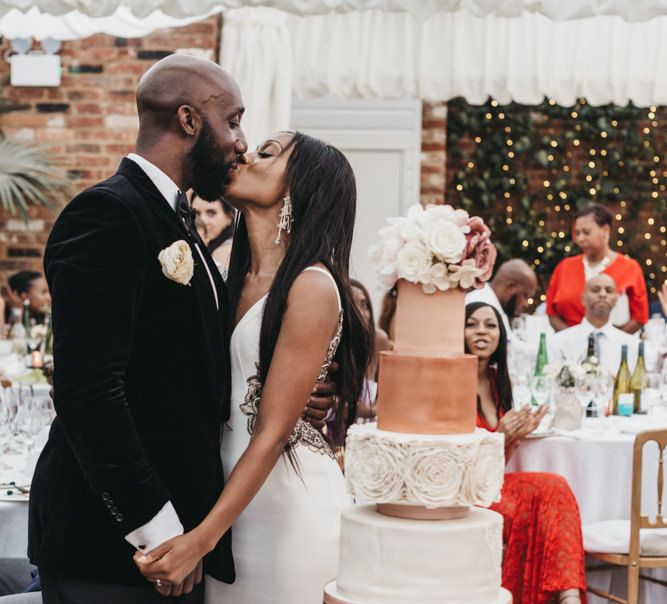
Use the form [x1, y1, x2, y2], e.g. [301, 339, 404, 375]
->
[544, 357, 600, 388]
[369, 203, 497, 294]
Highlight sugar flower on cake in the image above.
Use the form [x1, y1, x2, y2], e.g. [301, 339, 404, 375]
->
[459, 435, 505, 507]
[369, 203, 497, 294]
[345, 429, 405, 502]
[403, 444, 465, 508]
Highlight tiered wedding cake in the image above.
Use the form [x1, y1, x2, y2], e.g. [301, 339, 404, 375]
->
[324, 204, 512, 604]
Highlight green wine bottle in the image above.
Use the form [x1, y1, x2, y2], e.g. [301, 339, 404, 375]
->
[613, 344, 633, 416]
[42, 312, 53, 357]
[535, 332, 548, 377]
[630, 342, 647, 413]
[21, 300, 31, 334]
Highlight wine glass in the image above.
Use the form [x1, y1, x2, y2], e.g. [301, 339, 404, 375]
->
[0, 387, 22, 454]
[0, 396, 12, 470]
[574, 374, 594, 412]
[511, 316, 526, 342]
[592, 371, 613, 418]
[512, 372, 531, 408]
[531, 374, 551, 408]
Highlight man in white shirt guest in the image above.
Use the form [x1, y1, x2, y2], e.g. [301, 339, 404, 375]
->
[548, 274, 656, 375]
[466, 258, 538, 341]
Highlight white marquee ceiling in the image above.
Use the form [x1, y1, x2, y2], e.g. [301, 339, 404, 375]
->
[2, 0, 667, 21]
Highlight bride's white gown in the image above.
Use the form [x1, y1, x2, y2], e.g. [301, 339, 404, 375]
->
[205, 267, 350, 604]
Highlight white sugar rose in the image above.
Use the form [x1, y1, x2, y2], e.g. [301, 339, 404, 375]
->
[420, 204, 471, 232]
[403, 444, 466, 508]
[424, 217, 467, 264]
[421, 262, 450, 294]
[406, 203, 424, 219]
[459, 435, 505, 507]
[158, 240, 194, 286]
[345, 432, 405, 502]
[447, 259, 482, 291]
[396, 239, 432, 283]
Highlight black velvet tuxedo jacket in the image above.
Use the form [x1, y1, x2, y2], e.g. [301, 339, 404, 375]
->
[28, 159, 234, 585]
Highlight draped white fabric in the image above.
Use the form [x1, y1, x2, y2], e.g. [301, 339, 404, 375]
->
[0, 5, 221, 40]
[3, 0, 667, 21]
[288, 10, 667, 106]
[220, 7, 293, 150]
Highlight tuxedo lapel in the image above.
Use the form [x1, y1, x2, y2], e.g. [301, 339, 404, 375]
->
[116, 159, 227, 412]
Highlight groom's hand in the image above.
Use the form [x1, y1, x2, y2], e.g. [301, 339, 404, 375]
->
[151, 560, 203, 598]
[304, 362, 338, 429]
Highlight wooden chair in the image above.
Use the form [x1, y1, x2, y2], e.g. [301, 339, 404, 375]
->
[585, 429, 667, 604]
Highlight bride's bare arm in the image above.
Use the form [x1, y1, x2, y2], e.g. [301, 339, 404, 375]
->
[135, 269, 340, 585]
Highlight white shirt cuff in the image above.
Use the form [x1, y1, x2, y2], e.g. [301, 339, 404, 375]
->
[125, 501, 184, 552]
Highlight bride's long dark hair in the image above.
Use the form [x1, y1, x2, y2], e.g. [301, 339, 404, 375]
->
[226, 131, 373, 443]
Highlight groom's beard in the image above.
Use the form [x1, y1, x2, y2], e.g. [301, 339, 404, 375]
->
[189, 118, 235, 201]
[503, 294, 518, 319]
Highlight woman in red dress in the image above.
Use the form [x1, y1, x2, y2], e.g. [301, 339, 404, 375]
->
[546, 204, 648, 334]
[465, 301, 587, 604]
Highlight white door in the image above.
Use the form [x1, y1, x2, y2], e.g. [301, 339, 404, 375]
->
[290, 97, 422, 314]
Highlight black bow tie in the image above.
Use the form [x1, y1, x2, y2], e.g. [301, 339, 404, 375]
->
[176, 191, 196, 232]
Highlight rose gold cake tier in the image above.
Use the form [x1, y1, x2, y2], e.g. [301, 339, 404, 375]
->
[375, 350, 478, 434]
[393, 280, 465, 353]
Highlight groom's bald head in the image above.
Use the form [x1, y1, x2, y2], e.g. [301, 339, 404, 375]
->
[133, 54, 247, 200]
[136, 54, 243, 134]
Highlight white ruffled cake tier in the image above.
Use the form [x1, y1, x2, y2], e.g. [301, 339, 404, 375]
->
[345, 423, 505, 509]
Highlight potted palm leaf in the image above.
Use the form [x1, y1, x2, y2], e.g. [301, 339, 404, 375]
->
[0, 98, 63, 220]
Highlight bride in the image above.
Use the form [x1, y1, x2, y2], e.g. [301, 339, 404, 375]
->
[135, 131, 372, 603]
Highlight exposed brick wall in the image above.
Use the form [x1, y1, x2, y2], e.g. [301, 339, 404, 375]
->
[0, 15, 222, 287]
[420, 101, 447, 206]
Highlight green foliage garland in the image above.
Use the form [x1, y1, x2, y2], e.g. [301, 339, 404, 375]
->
[446, 97, 667, 303]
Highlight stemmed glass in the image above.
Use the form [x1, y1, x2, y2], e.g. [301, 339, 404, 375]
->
[0, 387, 22, 454]
[0, 396, 12, 470]
[574, 374, 595, 414]
[591, 371, 614, 418]
[512, 372, 532, 408]
[531, 374, 551, 408]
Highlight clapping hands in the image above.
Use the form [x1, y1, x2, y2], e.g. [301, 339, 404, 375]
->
[498, 406, 548, 447]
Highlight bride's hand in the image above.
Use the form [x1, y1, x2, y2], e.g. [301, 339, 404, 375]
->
[134, 531, 208, 588]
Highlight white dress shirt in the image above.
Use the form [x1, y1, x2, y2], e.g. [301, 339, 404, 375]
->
[127, 153, 219, 310]
[124, 153, 220, 552]
[548, 317, 656, 376]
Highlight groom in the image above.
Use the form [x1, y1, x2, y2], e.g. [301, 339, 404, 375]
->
[29, 55, 333, 603]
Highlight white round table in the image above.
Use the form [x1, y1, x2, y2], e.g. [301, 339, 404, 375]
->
[507, 415, 667, 604]
[0, 450, 32, 558]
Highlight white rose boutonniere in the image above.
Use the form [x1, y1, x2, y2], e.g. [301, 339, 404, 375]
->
[158, 240, 194, 286]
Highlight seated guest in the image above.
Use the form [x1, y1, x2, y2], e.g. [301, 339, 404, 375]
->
[5, 271, 51, 325]
[546, 204, 648, 334]
[191, 193, 236, 275]
[465, 302, 586, 604]
[350, 279, 390, 421]
[466, 258, 538, 342]
[325, 280, 388, 445]
[377, 286, 397, 342]
[549, 274, 655, 375]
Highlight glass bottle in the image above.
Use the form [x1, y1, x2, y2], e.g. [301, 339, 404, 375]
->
[630, 342, 647, 413]
[613, 344, 633, 416]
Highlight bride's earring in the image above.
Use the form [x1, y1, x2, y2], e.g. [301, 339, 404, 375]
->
[274, 194, 293, 246]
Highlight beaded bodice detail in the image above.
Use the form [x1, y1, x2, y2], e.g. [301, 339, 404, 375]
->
[240, 309, 343, 459]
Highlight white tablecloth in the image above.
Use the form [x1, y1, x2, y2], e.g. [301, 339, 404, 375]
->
[0, 450, 32, 559]
[507, 415, 667, 604]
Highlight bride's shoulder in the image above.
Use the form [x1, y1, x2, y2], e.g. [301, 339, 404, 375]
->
[286, 266, 340, 324]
